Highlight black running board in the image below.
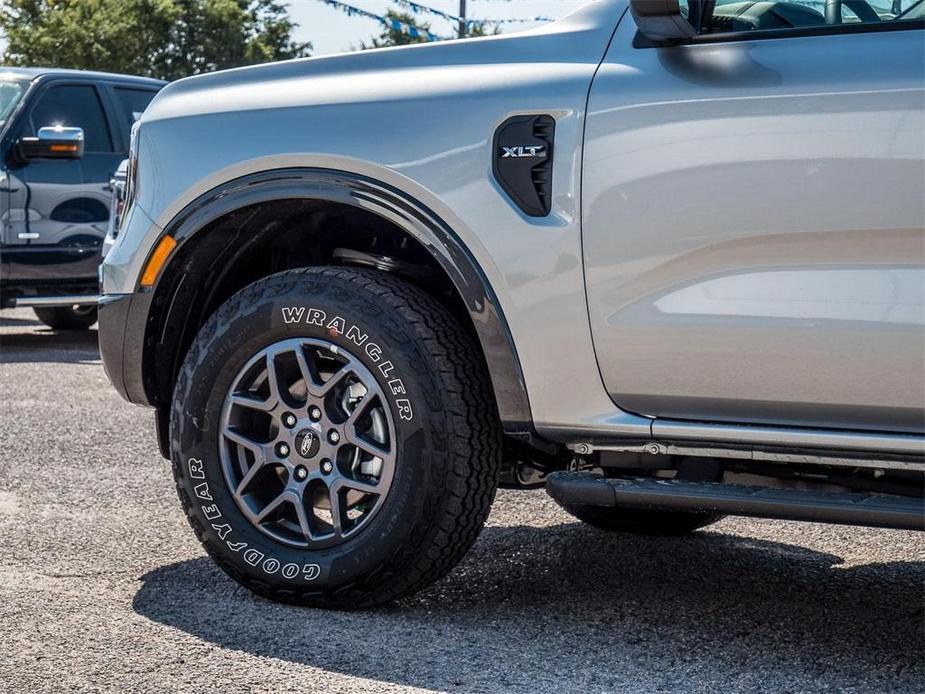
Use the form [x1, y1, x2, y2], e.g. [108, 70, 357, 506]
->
[546, 472, 924, 531]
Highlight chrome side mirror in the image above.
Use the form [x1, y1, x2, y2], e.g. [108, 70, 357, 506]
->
[17, 125, 85, 160]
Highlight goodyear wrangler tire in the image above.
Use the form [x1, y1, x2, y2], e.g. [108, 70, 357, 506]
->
[170, 267, 502, 607]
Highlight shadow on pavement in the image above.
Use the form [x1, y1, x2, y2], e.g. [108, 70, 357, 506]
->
[0, 328, 100, 364]
[0, 314, 42, 327]
[132, 521, 925, 691]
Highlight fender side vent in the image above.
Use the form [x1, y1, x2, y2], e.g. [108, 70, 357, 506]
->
[493, 114, 555, 217]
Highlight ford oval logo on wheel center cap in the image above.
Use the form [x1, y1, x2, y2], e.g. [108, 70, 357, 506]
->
[295, 429, 321, 459]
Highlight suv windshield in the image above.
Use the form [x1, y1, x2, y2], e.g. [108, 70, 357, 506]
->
[0, 79, 29, 128]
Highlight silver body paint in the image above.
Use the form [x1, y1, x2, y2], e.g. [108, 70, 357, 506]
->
[101, 0, 924, 449]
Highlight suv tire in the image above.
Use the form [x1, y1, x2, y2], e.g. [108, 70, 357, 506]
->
[563, 504, 724, 535]
[33, 305, 98, 330]
[170, 267, 501, 608]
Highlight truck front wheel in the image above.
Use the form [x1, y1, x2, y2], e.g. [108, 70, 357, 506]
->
[170, 267, 501, 608]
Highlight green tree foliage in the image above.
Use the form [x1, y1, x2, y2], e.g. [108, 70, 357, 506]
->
[360, 8, 498, 49]
[0, 0, 312, 81]
[464, 20, 500, 38]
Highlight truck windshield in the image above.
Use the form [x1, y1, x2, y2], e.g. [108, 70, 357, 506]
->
[0, 79, 28, 128]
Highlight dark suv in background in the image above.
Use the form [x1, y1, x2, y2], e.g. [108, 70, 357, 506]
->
[0, 68, 163, 329]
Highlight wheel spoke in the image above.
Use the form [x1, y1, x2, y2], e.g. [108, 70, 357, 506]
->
[293, 496, 315, 543]
[345, 429, 391, 460]
[234, 458, 268, 496]
[294, 345, 357, 400]
[328, 487, 345, 536]
[344, 395, 392, 460]
[264, 351, 285, 405]
[223, 427, 273, 460]
[335, 476, 383, 496]
[293, 346, 319, 393]
[255, 491, 290, 523]
[344, 392, 374, 429]
[230, 391, 274, 412]
[311, 364, 355, 399]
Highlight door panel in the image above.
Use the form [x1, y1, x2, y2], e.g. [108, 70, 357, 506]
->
[4, 83, 121, 283]
[583, 23, 925, 432]
[8, 83, 119, 249]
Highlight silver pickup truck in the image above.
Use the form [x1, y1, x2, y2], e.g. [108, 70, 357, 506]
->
[99, 0, 925, 607]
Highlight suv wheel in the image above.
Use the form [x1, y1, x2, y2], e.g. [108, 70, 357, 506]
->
[170, 267, 501, 607]
[563, 504, 724, 535]
[33, 305, 97, 330]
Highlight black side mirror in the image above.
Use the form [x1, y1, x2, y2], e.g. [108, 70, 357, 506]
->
[17, 126, 85, 161]
[630, 0, 699, 43]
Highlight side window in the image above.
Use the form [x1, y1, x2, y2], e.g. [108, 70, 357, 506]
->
[29, 84, 113, 153]
[112, 87, 158, 151]
[113, 87, 157, 129]
[706, 0, 923, 33]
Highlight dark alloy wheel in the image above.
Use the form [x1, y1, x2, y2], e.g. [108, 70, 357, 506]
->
[219, 337, 397, 550]
[170, 266, 502, 608]
[33, 304, 97, 330]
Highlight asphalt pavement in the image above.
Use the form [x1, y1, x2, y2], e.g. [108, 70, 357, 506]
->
[1, 307, 923, 693]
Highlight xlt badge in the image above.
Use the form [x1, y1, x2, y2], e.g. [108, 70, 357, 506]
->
[500, 145, 547, 159]
[492, 114, 555, 217]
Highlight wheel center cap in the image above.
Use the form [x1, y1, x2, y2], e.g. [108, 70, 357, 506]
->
[294, 428, 321, 459]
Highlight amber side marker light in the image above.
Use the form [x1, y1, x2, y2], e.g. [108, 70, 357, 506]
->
[140, 235, 177, 287]
[49, 144, 79, 153]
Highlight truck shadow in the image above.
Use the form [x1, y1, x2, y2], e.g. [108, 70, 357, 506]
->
[132, 522, 924, 691]
[0, 314, 42, 327]
[0, 325, 99, 364]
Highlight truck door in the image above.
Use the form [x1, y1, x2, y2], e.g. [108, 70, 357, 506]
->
[5, 82, 120, 282]
[0, 78, 31, 285]
[582, 3, 924, 432]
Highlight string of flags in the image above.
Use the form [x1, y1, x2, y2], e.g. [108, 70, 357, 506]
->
[394, 0, 554, 26]
[317, 0, 556, 42]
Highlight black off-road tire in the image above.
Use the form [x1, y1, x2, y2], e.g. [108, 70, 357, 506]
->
[170, 267, 502, 608]
[563, 504, 724, 535]
[33, 305, 98, 330]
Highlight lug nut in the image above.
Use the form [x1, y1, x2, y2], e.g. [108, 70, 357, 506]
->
[320, 459, 333, 475]
[276, 442, 290, 457]
[309, 406, 322, 421]
[282, 412, 297, 428]
[294, 466, 308, 481]
[327, 430, 340, 444]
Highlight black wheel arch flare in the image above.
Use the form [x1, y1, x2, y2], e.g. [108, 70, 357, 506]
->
[127, 168, 535, 440]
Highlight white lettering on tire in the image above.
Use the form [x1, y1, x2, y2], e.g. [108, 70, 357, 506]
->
[193, 466, 323, 583]
[188, 458, 205, 479]
[280, 306, 413, 421]
[243, 549, 265, 567]
[282, 307, 305, 324]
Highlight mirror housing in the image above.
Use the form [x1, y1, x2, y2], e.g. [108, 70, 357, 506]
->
[630, 0, 699, 43]
[17, 126, 85, 161]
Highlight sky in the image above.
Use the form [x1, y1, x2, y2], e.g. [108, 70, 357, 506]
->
[0, 1, 594, 62]
[288, 1, 594, 55]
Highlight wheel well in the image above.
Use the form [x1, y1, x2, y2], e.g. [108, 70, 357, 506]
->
[147, 198, 481, 414]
